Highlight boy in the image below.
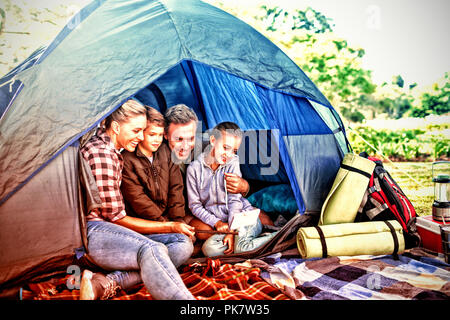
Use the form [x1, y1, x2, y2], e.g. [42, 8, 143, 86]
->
[121, 106, 194, 236]
[186, 122, 276, 256]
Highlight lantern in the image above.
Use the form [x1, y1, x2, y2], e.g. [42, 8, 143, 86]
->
[432, 161, 450, 223]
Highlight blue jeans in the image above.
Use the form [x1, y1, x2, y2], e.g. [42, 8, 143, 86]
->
[86, 220, 195, 300]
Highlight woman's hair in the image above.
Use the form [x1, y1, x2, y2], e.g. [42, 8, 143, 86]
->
[146, 106, 166, 128]
[104, 99, 147, 129]
[211, 121, 242, 140]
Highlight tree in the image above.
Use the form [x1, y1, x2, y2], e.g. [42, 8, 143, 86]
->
[206, 1, 448, 122]
[409, 72, 450, 117]
[259, 5, 333, 33]
[260, 8, 377, 122]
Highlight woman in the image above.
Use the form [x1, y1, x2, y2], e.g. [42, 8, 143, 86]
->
[79, 100, 195, 300]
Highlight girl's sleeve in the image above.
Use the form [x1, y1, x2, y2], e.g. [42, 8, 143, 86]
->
[186, 163, 220, 228]
[225, 158, 244, 227]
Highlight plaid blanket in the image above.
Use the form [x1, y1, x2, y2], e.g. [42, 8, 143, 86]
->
[20, 258, 289, 300]
[252, 248, 450, 300]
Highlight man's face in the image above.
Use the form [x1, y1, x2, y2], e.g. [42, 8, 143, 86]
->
[165, 120, 197, 162]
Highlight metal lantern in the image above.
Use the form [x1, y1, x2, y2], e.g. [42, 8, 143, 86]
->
[432, 161, 450, 223]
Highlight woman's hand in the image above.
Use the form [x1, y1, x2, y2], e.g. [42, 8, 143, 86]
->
[214, 220, 229, 233]
[223, 234, 235, 254]
[170, 222, 196, 241]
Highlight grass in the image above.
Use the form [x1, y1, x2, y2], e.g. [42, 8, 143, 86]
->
[382, 161, 434, 217]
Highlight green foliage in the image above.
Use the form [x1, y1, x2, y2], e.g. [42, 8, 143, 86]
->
[349, 126, 450, 160]
[0, 8, 5, 35]
[430, 135, 450, 160]
[393, 75, 404, 88]
[341, 107, 365, 123]
[260, 6, 333, 33]
[409, 75, 450, 117]
[254, 4, 448, 123]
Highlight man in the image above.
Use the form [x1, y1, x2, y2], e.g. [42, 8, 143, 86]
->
[163, 104, 250, 237]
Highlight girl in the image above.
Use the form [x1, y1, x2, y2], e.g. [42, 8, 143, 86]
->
[186, 122, 276, 257]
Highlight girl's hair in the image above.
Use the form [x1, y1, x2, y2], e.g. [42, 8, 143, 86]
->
[104, 99, 147, 129]
[146, 106, 166, 128]
[211, 121, 242, 140]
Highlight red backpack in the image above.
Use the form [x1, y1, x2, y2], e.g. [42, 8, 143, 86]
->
[356, 153, 421, 248]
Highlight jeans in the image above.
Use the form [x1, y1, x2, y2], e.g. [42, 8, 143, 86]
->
[86, 220, 195, 300]
[202, 219, 277, 257]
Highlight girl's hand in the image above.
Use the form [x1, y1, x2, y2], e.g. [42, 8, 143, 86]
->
[214, 220, 229, 233]
[223, 234, 235, 254]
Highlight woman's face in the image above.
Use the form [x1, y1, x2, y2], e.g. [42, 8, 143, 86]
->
[141, 123, 165, 153]
[115, 115, 147, 152]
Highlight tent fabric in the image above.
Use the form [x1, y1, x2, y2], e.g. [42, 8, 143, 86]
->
[0, 0, 349, 288]
[0, 0, 333, 205]
[0, 46, 46, 119]
[190, 61, 271, 130]
[0, 145, 82, 287]
[283, 134, 342, 212]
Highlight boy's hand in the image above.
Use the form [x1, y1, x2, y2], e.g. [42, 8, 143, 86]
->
[224, 173, 249, 195]
[223, 234, 235, 254]
[214, 220, 229, 233]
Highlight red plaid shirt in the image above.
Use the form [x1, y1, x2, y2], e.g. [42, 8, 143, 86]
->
[80, 128, 126, 222]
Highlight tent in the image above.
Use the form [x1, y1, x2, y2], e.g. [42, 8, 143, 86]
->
[0, 0, 350, 290]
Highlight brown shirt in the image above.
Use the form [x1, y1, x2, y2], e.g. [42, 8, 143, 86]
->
[121, 143, 185, 222]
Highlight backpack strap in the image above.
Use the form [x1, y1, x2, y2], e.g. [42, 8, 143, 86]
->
[340, 163, 372, 179]
[373, 176, 382, 192]
[384, 220, 399, 260]
[314, 226, 328, 258]
[366, 197, 389, 219]
[358, 189, 369, 214]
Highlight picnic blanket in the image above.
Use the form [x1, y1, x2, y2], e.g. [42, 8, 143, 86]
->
[16, 248, 450, 300]
[20, 258, 289, 300]
[249, 248, 450, 300]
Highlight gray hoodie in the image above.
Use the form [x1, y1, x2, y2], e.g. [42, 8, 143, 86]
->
[186, 151, 253, 228]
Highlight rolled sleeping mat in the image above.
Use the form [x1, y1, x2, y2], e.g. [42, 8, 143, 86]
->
[319, 153, 376, 225]
[296, 220, 405, 259]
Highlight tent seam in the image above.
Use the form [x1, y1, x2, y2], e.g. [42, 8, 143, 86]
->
[156, 0, 191, 59]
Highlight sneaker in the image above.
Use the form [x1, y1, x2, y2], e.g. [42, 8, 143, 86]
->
[79, 270, 120, 300]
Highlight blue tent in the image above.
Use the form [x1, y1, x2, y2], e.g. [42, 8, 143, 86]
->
[0, 0, 350, 288]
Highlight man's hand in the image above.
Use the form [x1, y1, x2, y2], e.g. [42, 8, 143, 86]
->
[171, 222, 196, 241]
[214, 220, 229, 233]
[224, 173, 249, 196]
[223, 234, 235, 254]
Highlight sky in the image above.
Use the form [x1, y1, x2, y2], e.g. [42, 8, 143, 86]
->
[223, 0, 450, 87]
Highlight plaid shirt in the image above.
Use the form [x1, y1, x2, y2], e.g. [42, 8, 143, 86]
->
[80, 128, 126, 222]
